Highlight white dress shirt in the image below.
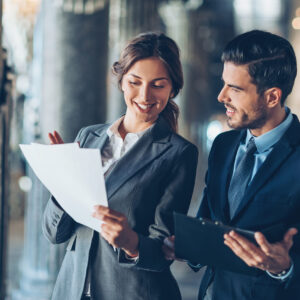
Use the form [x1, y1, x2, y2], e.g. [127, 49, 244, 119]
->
[101, 116, 151, 175]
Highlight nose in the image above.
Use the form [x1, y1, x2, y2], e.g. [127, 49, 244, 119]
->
[217, 85, 229, 103]
[140, 84, 152, 102]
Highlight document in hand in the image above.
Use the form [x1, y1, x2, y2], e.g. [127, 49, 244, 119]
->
[20, 143, 108, 233]
[174, 213, 288, 275]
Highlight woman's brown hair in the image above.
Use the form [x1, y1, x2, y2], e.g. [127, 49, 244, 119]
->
[112, 32, 183, 132]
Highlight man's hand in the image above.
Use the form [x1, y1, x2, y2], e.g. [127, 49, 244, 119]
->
[224, 227, 298, 274]
[93, 205, 139, 258]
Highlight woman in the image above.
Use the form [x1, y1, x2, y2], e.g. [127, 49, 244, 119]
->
[43, 32, 198, 300]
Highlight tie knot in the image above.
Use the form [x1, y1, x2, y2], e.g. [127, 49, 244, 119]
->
[246, 137, 256, 154]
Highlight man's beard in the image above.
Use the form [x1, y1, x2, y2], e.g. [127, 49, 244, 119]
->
[227, 100, 268, 131]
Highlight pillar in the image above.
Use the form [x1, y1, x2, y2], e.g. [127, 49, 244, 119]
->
[0, 1, 14, 298]
[107, 0, 163, 121]
[160, 0, 235, 205]
[12, 0, 109, 299]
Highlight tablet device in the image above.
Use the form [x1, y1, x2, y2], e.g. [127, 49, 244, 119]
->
[174, 213, 288, 275]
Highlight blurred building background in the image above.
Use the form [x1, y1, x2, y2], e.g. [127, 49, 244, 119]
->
[0, 0, 300, 299]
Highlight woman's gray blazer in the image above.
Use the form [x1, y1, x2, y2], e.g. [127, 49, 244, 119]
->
[42, 116, 198, 300]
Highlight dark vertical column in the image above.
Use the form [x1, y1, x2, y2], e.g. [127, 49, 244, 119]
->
[12, 1, 110, 299]
[107, 0, 163, 121]
[41, 0, 109, 142]
[160, 0, 235, 206]
[0, 0, 14, 296]
[0, 55, 14, 300]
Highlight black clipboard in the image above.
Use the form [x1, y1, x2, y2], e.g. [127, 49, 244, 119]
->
[174, 213, 288, 275]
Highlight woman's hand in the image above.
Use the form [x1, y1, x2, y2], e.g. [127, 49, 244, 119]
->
[48, 131, 64, 144]
[162, 236, 184, 261]
[93, 205, 139, 258]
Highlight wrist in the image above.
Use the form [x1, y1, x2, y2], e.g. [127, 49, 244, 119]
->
[123, 231, 139, 257]
[267, 261, 294, 281]
[269, 260, 292, 275]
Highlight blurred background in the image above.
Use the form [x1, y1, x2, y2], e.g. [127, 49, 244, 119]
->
[0, 0, 300, 299]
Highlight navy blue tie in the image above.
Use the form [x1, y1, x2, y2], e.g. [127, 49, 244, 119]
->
[228, 137, 257, 218]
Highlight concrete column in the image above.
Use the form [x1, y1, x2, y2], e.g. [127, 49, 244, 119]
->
[160, 0, 235, 205]
[0, 51, 14, 300]
[160, 0, 234, 143]
[107, 0, 163, 121]
[0, 1, 14, 298]
[41, 0, 109, 142]
[12, 0, 109, 299]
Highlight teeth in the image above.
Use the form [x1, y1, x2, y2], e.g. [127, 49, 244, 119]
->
[226, 106, 235, 113]
[137, 103, 152, 109]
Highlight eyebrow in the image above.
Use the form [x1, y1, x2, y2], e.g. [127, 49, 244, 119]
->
[128, 74, 169, 81]
[221, 78, 245, 91]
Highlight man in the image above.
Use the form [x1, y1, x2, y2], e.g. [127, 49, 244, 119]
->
[164, 30, 300, 300]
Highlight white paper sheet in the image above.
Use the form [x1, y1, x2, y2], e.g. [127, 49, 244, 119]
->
[20, 143, 108, 232]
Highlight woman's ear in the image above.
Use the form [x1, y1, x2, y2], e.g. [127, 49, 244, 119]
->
[264, 87, 282, 108]
[169, 90, 175, 99]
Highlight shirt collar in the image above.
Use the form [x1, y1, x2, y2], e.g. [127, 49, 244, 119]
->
[106, 116, 153, 139]
[245, 107, 293, 153]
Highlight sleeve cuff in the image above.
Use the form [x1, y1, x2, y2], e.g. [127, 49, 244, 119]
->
[266, 261, 294, 281]
[124, 253, 139, 262]
[187, 261, 203, 269]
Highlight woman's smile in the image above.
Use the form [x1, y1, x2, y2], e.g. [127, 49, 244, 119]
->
[134, 101, 156, 113]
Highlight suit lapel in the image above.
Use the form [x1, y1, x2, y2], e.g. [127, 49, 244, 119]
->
[85, 124, 110, 150]
[105, 117, 172, 200]
[231, 115, 300, 221]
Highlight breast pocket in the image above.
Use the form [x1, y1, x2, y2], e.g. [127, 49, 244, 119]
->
[66, 234, 77, 251]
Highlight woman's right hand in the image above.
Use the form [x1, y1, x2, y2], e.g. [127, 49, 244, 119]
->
[48, 130, 64, 144]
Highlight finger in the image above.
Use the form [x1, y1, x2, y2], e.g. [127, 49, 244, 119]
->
[229, 231, 264, 257]
[48, 133, 56, 144]
[163, 237, 175, 250]
[162, 244, 175, 260]
[283, 228, 298, 251]
[224, 237, 261, 268]
[92, 212, 124, 232]
[54, 131, 64, 144]
[94, 205, 124, 221]
[255, 232, 273, 255]
[100, 223, 116, 238]
[77, 141, 80, 147]
[99, 217, 123, 231]
[100, 228, 114, 244]
[101, 222, 121, 234]
[169, 235, 175, 243]
[225, 233, 266, 267]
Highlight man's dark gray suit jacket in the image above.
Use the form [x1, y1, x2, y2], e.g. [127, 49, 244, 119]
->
[196, 114, 300, 300]
[42, 117, 198, 300]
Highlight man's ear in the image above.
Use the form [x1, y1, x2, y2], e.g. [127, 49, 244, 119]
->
[264, 87, 282, 108]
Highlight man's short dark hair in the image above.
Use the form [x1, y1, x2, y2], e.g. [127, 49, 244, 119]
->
[221, 30, 297, 105]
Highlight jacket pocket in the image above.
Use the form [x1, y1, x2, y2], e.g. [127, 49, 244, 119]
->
[66, 234, 77, 251]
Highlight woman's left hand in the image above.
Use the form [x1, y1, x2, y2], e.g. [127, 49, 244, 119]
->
[93, 205, 139, 258]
